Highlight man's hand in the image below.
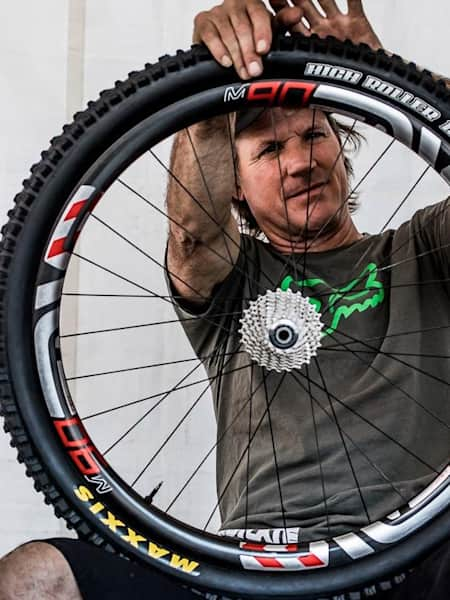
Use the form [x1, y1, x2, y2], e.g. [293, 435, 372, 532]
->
[192, 1, 382, 81]
[193, 0, 273, 80]
[269, 0, 382, 50]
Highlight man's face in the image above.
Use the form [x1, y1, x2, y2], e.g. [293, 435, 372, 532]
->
[235, 108, 350, 248]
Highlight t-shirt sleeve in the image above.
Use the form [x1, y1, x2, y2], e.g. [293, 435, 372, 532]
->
[408, 197, 450, 277]
[164, 236, 249, 361]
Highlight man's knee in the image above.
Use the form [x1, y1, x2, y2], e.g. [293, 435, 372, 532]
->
[0, 541, 82, 600]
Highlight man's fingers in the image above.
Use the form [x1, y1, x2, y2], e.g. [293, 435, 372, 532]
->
[229, 11, 262, 77]
[293, 0, 323, 27]
[316, 0, 341, 17]
[247, 2, 273, 54]
[290, 20, 312, 36]
[269, 0, 290, 12]
[347, 0, 365, 16]
[274, 6, 306, 29]
[193, 17, 233, 67]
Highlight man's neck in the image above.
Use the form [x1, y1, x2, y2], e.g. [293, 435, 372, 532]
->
[266, 218, 363, 254]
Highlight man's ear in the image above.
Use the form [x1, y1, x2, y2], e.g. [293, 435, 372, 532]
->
[233, 190, 247, 203]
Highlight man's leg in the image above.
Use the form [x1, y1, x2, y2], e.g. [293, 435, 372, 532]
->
[0, 541, 82, 600]
[0, 538, 200, 600]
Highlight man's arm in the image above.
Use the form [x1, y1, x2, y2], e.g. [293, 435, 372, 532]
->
[167, 1, 276, 306]
[166, 117, 240, 305]
[167, 0, 382, 306]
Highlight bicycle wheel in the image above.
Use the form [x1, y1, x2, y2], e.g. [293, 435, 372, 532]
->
[0, 34, 449, 599]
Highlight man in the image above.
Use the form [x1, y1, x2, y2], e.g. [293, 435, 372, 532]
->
[0, 1, 448, 599]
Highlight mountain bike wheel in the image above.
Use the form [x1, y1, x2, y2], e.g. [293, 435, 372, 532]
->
[0, 35, 449, 599]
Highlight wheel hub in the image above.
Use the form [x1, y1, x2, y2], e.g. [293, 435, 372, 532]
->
[239, 288, 323, 372]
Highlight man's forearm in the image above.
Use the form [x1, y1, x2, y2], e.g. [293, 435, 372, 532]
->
[165, 115, 240, 303]
[167, 115, 237, 248]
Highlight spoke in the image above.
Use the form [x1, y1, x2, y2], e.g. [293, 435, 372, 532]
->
[303, 138, 396, 254]
[132, 339, 243, 488]
[314, 358, 371, 524]
[71, 252, 236, 339]
[289, 369, 437, 473]
[244, 363, 254, 532]
[82, 359, 250, 420]
[73, 251, 167, 300]
[360, 199, 450, 288]
[262, 367, 288, 531]
[299, 119, 357, 242]
[185, 127, 233, 263]
[378, 166, 430, 233]
[322, 347, 450, 360]
[61, 310, 241, 338]
[67, 351, 243, 381]
[316, 241, 450, 327]
[118, 177, 273, 295]
[131, 382, 212, 487]
[91, 213, 211, 304]
[325, 324, 450, 350]
[166, 365, 266, 514]
[102, 355, 250, 457]
[102, 359, 205, 456]
[105, 302, 243, 477]
[325, 329, 450, 429]
[63, 292, 170, 298]
[301, 108, 317, 291]
[307, 364, 331, 537]
[272, 110, 300, 282]
[147, 152, 277, 289]
[203, 372, 287, 531]
[225, 112, 241, 204]
[377, 243, 450, 276]
[315, 203, 450, 320]
[290, 369, 409, 506]
[326, 325, 449, 389]
[290, 278, 450, 304]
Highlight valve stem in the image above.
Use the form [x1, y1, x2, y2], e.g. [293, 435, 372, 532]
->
[144, 481, 163, 504]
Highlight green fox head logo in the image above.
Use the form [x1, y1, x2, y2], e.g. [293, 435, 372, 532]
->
[280, 263, 385, 337]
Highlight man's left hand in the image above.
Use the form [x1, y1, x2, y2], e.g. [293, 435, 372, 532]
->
[269, 0, 382, 50]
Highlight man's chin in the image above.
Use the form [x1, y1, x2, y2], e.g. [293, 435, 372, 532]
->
[283, 210, 344, 239]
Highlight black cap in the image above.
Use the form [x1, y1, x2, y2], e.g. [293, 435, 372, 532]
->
[234, 107, 268, 137]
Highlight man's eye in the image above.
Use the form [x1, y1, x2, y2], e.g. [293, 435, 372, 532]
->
[259, 142, 280, 157]
[307, 129, 326, 140]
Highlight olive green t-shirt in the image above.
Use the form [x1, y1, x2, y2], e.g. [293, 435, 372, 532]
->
[171, 199, 449, 542]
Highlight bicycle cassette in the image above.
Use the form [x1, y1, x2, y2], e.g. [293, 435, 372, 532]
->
[239, 288, 323, 372]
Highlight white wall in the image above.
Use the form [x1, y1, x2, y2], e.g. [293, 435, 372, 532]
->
[1, 1, 449, 557]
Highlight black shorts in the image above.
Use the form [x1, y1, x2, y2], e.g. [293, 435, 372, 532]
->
[45, 538, 198, 599]
[43, 536, 450, 600]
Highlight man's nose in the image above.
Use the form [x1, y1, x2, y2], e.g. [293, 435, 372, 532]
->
[284, 139, 318, 178]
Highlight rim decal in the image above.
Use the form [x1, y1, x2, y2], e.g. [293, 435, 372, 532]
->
[224, 81, 317, 108]
[333, 532, 375, 560]
[363, 482, 450, 544]
[34, 309, 67, 419]
[419, 127, 442, 166]
[35, 280, 64, 310]
[314, 84, 414, 148]
[54, 416, 103, 476]
[44, 184, 96, 270]
[240, 541, 329, 571]
[73, 485, 201, 576]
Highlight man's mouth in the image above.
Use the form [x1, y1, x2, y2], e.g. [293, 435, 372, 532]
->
[286, 182, 327, 201]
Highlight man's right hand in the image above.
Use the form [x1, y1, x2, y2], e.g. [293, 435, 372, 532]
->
[193, 0, 273, 80]
[193, 1, 383, 81]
